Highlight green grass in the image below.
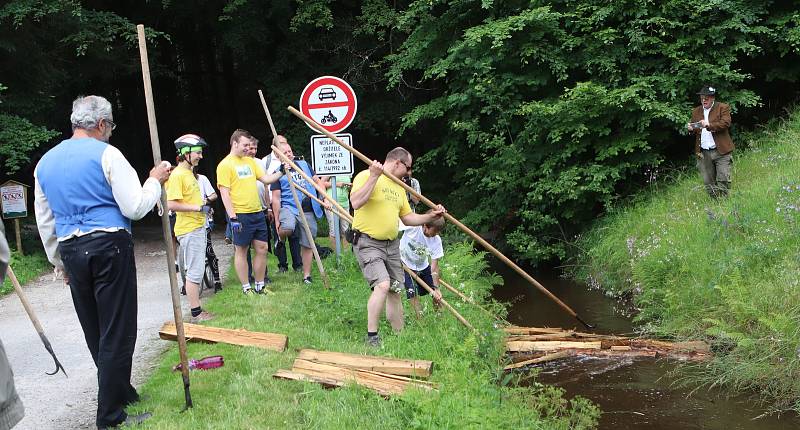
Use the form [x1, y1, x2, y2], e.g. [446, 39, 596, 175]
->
[2, 218, 51, 295]
[135, 241, 599, 429]
[573, 110, 800, 412]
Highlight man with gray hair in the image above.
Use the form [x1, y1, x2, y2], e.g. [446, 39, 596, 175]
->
[0, 222, 23, 430]
[34, 95, 170, 429]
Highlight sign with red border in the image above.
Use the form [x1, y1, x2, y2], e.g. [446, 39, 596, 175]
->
[299, 76, 357, 133]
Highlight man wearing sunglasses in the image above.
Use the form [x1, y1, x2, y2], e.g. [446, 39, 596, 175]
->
[350, 147, 446, 347]
[33, 95, 171, 429]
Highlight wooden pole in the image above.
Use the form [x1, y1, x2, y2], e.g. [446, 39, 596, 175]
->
[257, 92, 330, 289]
[286, 106, 593, 329]
[404, 266, 475, 331]
[136, 24, 193, 409]
[13, 218, 22, 255]
[439, 278, 506, 324]
[7, 266, 66, 376]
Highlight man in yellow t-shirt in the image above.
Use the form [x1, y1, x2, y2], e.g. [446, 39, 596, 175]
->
[167, 134, 214, 323]
[350, 147, 446, 347]
[216, 129, 284, 295]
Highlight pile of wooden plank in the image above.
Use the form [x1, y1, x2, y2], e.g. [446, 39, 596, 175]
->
[274, 349, 438, 396]
[159, 322, 288, 352]
[504, 326, 711, 370]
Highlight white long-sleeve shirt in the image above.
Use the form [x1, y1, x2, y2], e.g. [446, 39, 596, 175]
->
[34, 144, 162, 269]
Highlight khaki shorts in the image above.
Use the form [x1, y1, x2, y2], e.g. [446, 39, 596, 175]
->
[354, 235, 403, 289]
[325, 208, 351, 237]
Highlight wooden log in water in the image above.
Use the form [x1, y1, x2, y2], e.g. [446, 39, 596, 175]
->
[504, 351, 573, 370]
[506, 340, 602, 353]
[296, 349, 433, 378]
[159, 322, 288, 352]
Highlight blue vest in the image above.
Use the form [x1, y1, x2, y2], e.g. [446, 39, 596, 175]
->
[277, 160, 323, 218]
[37, 138, 131, 237]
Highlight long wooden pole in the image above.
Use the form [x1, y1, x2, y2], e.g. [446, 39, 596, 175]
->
[7, 266, 66, 376]
[404, 267, 475, 331]
[286, 106, 593, 329]
[136, 24, 193, 409]
[438, 278, 506, 324]
[257, 92, 330, 289]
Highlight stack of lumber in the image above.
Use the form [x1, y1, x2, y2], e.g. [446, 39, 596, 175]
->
[159, 322, 288, 352]
[504, 326, 711, 370]
[274, 349, 438, 396]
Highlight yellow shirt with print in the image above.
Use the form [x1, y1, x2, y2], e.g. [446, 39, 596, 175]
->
[216, 154, 265, 214]
[351, 171, 411, 240]
[166, 165, 205, 236]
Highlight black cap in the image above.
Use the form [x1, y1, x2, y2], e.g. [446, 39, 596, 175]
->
[697, 86, 717, 96]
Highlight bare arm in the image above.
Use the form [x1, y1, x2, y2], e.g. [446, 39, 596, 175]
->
[400, 204, 446, 226]
[167, 200, 202, 212]
[258, 171, 283, 186]
[350, 161, 383, 210]
[218, 186, 236, 219]
[205, 192, 218, 203]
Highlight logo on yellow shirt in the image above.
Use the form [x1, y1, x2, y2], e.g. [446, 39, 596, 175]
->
[236, 165, 253, 178]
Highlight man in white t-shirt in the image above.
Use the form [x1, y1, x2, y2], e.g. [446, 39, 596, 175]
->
[260, 136, 302, 273]
[399, 209, 445, 317]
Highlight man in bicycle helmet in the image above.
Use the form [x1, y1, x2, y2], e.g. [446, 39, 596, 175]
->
[166, 133, 214, 323]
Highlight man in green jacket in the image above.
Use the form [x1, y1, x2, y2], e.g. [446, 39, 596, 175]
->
[0, 221, 24, 430]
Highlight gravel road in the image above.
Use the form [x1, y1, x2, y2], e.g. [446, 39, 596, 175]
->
[0, 226, 232, 429]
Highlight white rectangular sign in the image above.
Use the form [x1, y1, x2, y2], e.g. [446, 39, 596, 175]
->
[310, 133, 354, 175]
[1, 183, 27, 219]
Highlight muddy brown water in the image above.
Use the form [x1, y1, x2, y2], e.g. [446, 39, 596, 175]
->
[491, 263, 799, 429]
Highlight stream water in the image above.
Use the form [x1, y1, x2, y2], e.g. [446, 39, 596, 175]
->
[491, 263, 799, 429]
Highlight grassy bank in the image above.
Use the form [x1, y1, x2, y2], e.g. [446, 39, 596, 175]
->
[2, 218, 50, 295]
[134, 242, 599, 429]
[573, 111, 800, 412]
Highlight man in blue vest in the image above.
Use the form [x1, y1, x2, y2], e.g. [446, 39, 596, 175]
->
[270, 136, 325, 285]
[33, 95, 171, 429]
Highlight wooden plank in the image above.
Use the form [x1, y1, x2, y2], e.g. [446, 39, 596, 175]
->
[273, 369, 345, 389]
[610, 345, 632, 351]
[503, 326, 567, 335]
[290, 359, 437, 396]
[505, 340, 602, 353]
[504, 351, 572, 370]
[159, 322, 287, 352]
[296, 349, 433, 378]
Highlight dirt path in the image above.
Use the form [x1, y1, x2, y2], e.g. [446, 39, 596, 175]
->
[0, 226, 232, 429]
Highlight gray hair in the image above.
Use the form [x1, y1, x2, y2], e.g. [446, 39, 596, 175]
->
[70, 95, 113, 131]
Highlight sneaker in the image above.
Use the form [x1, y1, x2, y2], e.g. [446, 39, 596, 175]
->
[180, 286, 186, 296]
[190, 310, 215, 324]
[243, 288, 254, 295]
[98, 412, 152, 429]
[278, 267, 288, 274]
[303, 276, 313, 285]
[214, 283, 223, 293]
[365, 334, 381, 348]
[224, 237, 232, 245]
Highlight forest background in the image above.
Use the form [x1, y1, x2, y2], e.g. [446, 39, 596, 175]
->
[2, 0, 800, 266]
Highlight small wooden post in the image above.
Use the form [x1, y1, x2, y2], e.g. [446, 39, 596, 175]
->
[14, 219, 22, 255]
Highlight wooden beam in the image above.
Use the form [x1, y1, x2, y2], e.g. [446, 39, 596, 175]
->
[296, 349, 433, 378]
[504, 351, 572, 370]
[159, 322, 288, 352]
[285, 359, 438, 397]
[506, 340, 602, 353]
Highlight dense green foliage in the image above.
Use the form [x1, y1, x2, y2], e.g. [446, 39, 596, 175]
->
[573, 109, 800, 412]
[137, 243, 600, 429]
[1, 0, 800, 264]
[1, 218, 51, 296]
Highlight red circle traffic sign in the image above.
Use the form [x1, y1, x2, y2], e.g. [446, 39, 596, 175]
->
[300, 76, 358, 133]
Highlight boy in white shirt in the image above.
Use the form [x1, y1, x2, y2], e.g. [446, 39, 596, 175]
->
[399, 210, 445, 317]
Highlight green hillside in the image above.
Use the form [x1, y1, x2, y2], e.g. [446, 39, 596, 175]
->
[575, 110, 800, 412]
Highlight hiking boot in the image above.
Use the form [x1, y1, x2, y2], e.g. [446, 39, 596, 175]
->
[365, 334, 381, 348]
[303, 276, 313, 285]
[97, 412, 152, 429]
[190, 310, 214, 324]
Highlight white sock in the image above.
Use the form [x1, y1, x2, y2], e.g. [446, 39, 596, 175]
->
[254, 281, 265, 292]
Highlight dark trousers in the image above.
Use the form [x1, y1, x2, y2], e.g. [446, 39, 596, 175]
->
[270, 217, 301, 270]
[205, 228, 221, 285]
[59, 231, 139, 428]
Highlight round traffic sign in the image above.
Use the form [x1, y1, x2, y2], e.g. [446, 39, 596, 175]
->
[300, 76, 358, 133]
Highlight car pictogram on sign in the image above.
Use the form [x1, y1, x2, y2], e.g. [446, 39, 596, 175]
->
[318, 87, 337, 101]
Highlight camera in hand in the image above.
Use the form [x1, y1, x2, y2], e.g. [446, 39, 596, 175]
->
[690, 121, 703, 130]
